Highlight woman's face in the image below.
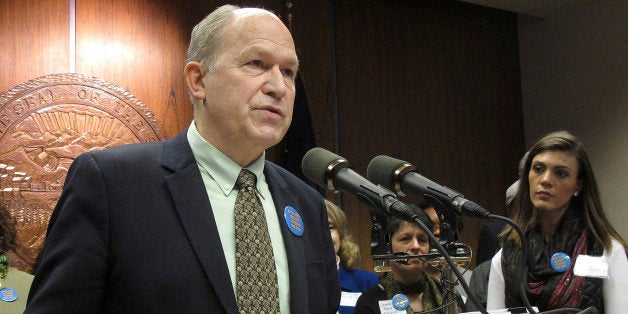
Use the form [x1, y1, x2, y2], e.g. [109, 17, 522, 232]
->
[390, 221, 430, 281]
[423, 207, 441, 239]
[528, 150, 582, 218]
[328, 215, 340, 255]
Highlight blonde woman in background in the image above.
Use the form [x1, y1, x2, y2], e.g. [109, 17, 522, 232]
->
[326, 200, 379, 314]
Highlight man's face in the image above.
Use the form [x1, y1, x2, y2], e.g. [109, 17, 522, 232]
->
[198, 12, 298, 158]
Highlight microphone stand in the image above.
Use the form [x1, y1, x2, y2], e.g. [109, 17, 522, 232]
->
[409, 215, 487, 313]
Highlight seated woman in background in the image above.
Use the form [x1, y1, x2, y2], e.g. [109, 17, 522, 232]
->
[0, 204, 34, 313]
[326, 200, 380, 314]
[354, 204, 460, 313]
[487, 130, 628, 312]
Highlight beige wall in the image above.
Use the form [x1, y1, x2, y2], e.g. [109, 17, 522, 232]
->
[519, 0, 627, 238]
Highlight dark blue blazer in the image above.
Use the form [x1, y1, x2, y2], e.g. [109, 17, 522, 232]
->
[338, 264, 380, 314]
[26, 130, 340, 313]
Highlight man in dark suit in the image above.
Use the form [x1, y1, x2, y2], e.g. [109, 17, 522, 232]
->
[26, 4, 340, 313]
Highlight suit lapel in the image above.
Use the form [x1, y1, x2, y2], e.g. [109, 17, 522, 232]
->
[163, 132, 238, 314]
[265, 164, 309, 313]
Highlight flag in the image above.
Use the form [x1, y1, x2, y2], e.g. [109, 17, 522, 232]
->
[283, 74, 325, 196]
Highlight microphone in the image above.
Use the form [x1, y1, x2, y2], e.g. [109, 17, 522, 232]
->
[301, 148, 416, 221]
[366, 155, 490, 219]
[304, 149, 490, 314]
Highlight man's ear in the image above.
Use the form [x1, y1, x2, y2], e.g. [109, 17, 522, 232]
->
[184, 61, 206, 101]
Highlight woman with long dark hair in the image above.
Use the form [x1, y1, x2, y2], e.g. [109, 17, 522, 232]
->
[487, 131, 628, 312]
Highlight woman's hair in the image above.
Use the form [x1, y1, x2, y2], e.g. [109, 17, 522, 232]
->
[503, 130, 627, 251]
[325, 200, 362, 270]
[0, 205, 17, 254]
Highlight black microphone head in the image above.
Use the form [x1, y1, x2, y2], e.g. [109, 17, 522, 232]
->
[367, 155, 416, 196]
[302, 147, 350, 190]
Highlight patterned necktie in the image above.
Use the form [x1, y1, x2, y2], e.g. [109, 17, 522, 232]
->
[234, 169, 280, 313]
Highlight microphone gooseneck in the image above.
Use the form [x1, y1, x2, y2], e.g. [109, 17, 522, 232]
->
[302, 148, 489, 314]
[301, 147, 417, 222]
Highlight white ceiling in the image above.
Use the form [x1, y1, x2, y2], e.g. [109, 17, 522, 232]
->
[459, 0, 598, 17]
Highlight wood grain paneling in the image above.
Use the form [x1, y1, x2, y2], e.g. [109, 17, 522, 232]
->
[333, 0, 525, 270]
[291, 1, 336, 152]
[73, 0, 284, 139]
[0, 0, 69, 93]
[75, 0, 193, 137]
[0, 0, 526, 276]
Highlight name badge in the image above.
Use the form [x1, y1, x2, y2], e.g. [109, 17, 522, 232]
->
[340, 291, 362, 307]
[574, 255, 609, 278]
[378, 299, 406, 314]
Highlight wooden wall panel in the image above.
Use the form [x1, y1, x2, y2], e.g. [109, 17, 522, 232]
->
[73, 0, 283, 139]
[75, 0, 193, 137]
[0, 0, 526, 275]
[291, 1, 336, 153]
[333, 0, 525, 270]
[0, 0, 69, 93]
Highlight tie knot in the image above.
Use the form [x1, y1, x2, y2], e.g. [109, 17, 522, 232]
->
[236, 169, 257, 190]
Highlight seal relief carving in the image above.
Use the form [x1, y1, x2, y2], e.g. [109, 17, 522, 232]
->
[0, 73, 168, 273]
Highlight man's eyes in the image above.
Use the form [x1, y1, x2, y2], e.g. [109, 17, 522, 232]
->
[283, 68, 296, 78]
[247, 60, 264, 67]
[246, 60, 296, 79]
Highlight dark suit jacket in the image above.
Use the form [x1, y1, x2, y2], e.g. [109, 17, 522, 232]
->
[26, 130, 340, 313]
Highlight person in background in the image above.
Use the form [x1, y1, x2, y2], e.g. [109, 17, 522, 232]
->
[326, 200, 379, 314]
[420, 203, 441, 239]
[419, 203, 442, 288]
[487, 131, 628, 312]
[465, 180, 518, 312]
[476, 152, 528, 266]
[420, 202, 472, 301]
[26, 5, 339, 313]
[355, 205, 463, 313]
[0, 204, 34, 313]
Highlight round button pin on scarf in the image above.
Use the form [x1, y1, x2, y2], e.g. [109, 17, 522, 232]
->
[550, 252, 571, 272]
[392, 293, 409, 311]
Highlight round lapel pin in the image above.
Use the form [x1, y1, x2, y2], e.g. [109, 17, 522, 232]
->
[284, 206, 304, 236]
[0, 287, 18, 302]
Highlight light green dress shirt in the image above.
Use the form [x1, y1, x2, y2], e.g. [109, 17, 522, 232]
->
[187, 121, 290, 313]
[0, 266, 34, 314]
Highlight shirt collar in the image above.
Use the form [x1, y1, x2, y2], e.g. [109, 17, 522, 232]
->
[187, 120, 266, 196]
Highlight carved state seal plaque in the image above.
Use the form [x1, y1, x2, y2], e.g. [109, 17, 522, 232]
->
[0, 73, 168, 273]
